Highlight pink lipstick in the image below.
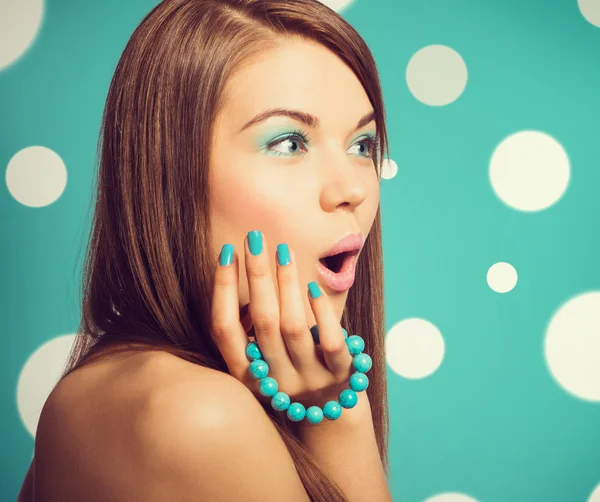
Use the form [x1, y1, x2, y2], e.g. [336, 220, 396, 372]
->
[316, 233, 363, 292]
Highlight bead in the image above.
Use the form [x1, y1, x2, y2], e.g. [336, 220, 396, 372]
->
[352, 353, 372, 373]
[349, 372, 369, 392]
[345, 335, 364, 355]
[287, 403, 306, 422]
[248, 329, 371, 426]
[305, 406, 324, 424]
[339, 389, 358, 409]
[322, 401, 342, 420]
[245, 341, 262, 361]
[258, 377, 278, 397]
[248, 359, 269, 379]
[271, 391, 290, 411]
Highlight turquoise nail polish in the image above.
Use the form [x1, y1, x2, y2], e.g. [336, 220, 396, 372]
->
[219, 244, 234, 266]
[308, 281, 321, 299]
[277, 243, 290, 266]
[248, 230, 263, 256]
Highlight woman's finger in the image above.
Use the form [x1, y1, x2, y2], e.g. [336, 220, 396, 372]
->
[245, 231, 296, 375]
[276, 245, 321, 373]
[307, 282, 353, 380]
[209, 244, 249, 379]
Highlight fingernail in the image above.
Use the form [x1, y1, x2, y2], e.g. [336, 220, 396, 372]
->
[308, 281, 321, 299]
[248, 230, 263, 256]
[219, 244, 234, 266]
[277, 243, 290, 266]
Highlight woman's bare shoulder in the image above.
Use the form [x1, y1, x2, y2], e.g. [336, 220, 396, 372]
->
[132, 354, 311, 502]
[33, 349, 309, 501]
[42, 348, 236, 446]
[31, 350, 226, 500]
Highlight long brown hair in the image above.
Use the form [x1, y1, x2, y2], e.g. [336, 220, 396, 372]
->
[59, 0, 391, 499]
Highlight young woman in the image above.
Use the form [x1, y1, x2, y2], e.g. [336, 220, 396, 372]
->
[18, 0, 392, 500]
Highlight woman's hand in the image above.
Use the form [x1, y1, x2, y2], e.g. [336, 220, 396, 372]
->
[209, 230, 354, 412]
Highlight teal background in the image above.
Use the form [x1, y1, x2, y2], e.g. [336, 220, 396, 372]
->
[2, 0, 600, 501]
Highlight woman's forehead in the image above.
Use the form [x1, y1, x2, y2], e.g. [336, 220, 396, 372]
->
[218, 43, 372, 136]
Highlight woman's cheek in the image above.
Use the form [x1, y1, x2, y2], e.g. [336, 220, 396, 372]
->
[232, 177, 303, 231]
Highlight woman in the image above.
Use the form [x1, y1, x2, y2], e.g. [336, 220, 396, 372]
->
[18, 0, 391, 500]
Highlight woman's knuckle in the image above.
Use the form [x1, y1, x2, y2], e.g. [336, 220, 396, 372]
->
[280, 319, 306, 339]
[210, 321, 232, 339]
[249, 262, 271, 279]
[252, 310, 279, 332]
[214, 271, 235, 287]
[277, 269, 296, 286]
[324, 341, 347, 357]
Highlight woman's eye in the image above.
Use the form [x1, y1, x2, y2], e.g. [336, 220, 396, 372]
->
[265, 131, 378, 158]
[349, 137, 377, 158]
[267, 135, 308, 156]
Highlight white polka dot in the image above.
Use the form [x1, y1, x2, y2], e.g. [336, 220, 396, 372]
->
[17, 334, 76, 437]
[424, 493, 480, 502]
[0, 0, 45, 71]
[579, 0, 600, 27]
[487, 262, 518, 293]
[381, 158, 398, 180]
[589, 483, 600, 502]
[5, 146, 68, 207]
[544, 291, 600, 402]
[317, 0, 355, 12]
[489, 130, 570, 212]
[406, 45, 468, 106]
[386, 318, 445, 379]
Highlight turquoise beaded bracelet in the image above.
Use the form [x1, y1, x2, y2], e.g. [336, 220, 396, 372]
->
[245, 326, 372, 425]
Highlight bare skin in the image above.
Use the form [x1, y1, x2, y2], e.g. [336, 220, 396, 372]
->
[21, 348, 308, 502]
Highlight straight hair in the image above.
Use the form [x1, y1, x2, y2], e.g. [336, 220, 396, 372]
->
[59, 1, 391, 499]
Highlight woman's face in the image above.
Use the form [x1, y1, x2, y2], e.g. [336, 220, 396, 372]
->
[208, 37, 380, 329]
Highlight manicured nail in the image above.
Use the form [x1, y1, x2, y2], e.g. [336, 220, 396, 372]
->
[219, 244, 234, 266]
[248, 230, 263, 256]
[277, 243, 290, 266]
[308, 281, 321, 299]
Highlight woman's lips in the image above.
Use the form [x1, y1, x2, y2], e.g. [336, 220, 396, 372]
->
[315, 251, 358, 292]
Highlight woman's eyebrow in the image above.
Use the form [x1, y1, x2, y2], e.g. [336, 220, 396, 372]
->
[238, 108, 376, 134]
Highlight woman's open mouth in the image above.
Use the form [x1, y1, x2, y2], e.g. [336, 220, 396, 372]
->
[316, 250, 359, 292]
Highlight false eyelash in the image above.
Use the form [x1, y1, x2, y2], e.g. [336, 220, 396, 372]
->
[284, 127, 311, 145]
